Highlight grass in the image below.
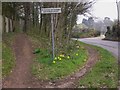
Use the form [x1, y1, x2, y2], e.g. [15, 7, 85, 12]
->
[2, 32, 16, 78]
[78, 42, 118, 88]
[28, 31, 118, 87]
[30, 35, 88, 80]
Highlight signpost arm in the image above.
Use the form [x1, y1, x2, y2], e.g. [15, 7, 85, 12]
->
[51, 14, 55, 60]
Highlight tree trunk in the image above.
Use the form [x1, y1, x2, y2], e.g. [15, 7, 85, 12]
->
[23, 3, 30, 32]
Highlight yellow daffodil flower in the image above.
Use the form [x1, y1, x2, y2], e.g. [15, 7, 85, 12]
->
[54, 57, 57, 60]
[53, 61, 56, 63]
[76, 53, 78, 56]
[67, 56, 70, 59]
[60, 54, 65, 57]
[59, 58, 62, 60]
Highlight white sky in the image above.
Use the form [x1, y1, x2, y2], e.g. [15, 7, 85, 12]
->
[77, 0, 118, 24]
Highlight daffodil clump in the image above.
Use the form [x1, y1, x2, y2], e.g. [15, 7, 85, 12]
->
[52, 50, 81, 64]
[58, 56, 62, 60]
[52, 54, 71, 64]
[52, 55, 64, 63]
[52, 44, 83, 64]
[60, 54, 65, 58]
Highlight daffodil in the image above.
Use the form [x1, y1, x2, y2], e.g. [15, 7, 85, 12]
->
[59, 58, 62, 60]
[76, 53, 78, 56]
[58, 57, 60, 59]
[60, 54, 65, 57]
[54, 57, 57, 60]
[53, 61, 56, 63]
[67, 56, 70, 59]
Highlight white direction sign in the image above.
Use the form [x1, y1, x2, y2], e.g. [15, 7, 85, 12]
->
[41, 8, 61, 14]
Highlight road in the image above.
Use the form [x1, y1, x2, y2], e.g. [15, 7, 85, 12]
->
[74, 37, 119, 59]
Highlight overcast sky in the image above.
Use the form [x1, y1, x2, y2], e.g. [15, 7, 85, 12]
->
[77, 0, 118, 24]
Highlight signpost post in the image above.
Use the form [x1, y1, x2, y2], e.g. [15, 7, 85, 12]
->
[51, 14, 55, 59]
[41, 8, 61, 60]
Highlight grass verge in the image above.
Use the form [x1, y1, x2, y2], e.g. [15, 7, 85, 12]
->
[2, 32, 16, 78]
[78, 42, 118, 88]
[29, 35, 88, 80]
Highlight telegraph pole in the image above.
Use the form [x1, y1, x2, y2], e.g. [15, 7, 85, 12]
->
[116, 0, 120, 26]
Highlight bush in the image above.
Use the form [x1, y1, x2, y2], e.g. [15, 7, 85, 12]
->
[105, 24, 120, 41]
[71, 29, 100, 38]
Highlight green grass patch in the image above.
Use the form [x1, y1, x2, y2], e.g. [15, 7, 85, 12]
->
[32, 48, 88, 80]
[2, 32, 16, 78]
[30, 36, 88, 80]
[2, 43, 15, 77]
[78, 42, 118, 88]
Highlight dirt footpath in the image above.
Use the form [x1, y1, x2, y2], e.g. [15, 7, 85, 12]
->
[2, 34, 35, 88]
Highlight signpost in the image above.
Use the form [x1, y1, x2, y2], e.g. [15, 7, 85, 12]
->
[41, 8, 61, 14]
[41, 8, 61, 60]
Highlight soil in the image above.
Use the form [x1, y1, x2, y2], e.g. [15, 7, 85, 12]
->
[2, 33, 99, 88]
